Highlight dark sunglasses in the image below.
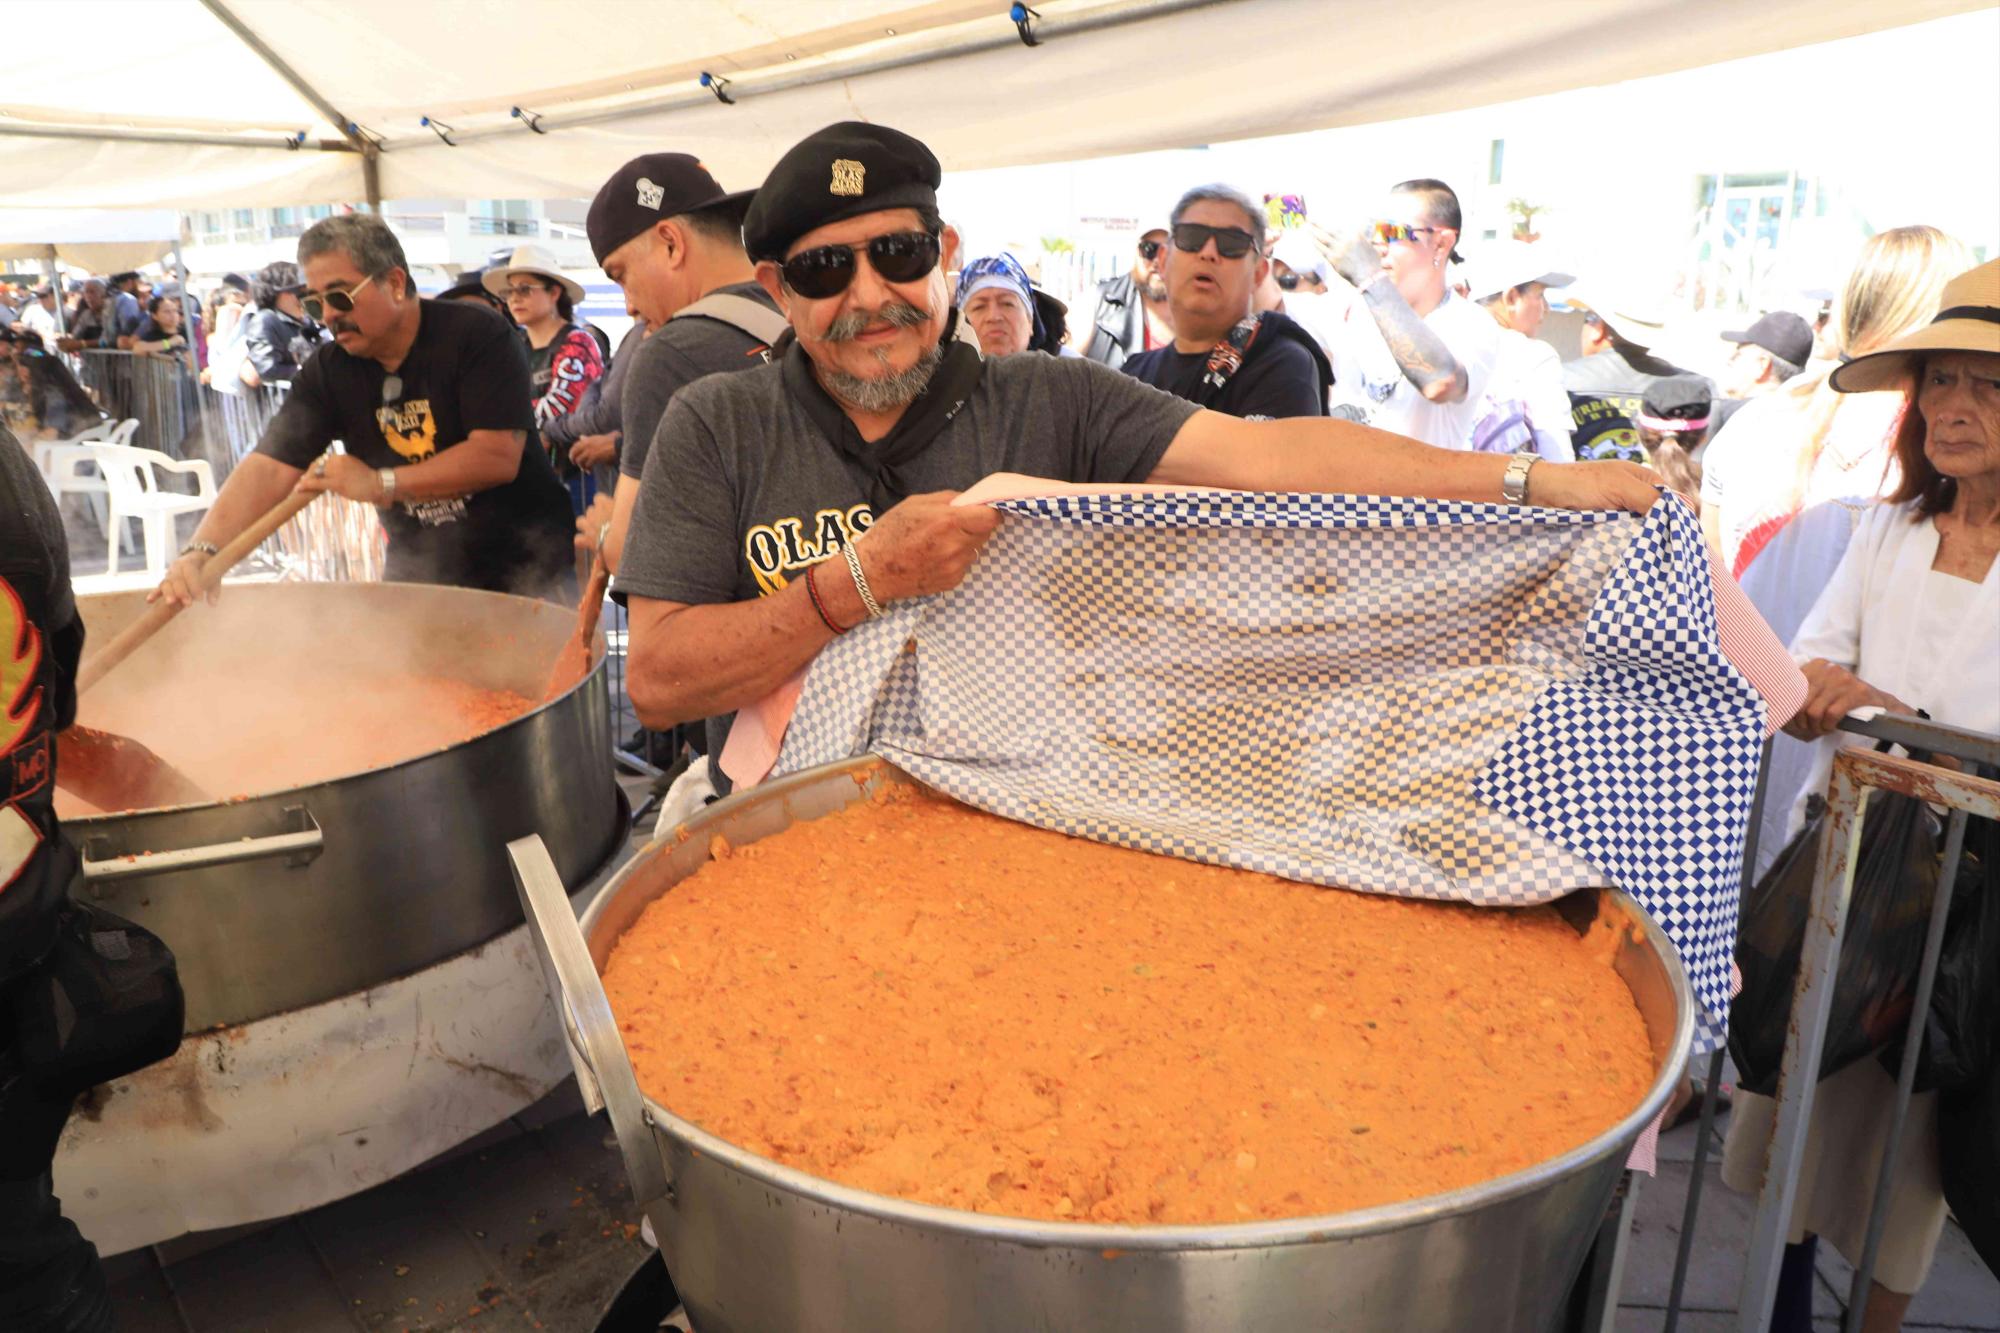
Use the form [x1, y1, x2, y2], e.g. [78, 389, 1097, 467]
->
[1275, 271, 1301, 292]
[780, 230, 941, 300]
[301, 273, 377, 323]
[1136, 237, 1164, 261]
[1171, 222, 1260, 260]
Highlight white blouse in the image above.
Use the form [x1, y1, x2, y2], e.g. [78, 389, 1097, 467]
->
[1785, 499, 2000, 840]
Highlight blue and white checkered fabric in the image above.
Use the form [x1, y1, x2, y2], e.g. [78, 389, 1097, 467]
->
[776, 490, 1766, 1050]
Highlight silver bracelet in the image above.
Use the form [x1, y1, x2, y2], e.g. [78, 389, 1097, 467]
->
[378, 467, 397, 506]
[180, 540, 218, 558]
[841, 543, 883, 619]
[1501, 451, 1538, 505]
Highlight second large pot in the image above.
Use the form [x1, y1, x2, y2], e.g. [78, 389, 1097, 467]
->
[516, 757, 1693, 1332]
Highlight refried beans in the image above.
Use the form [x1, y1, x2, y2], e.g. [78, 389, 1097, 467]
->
[602, 782, 1658, 1226]
[56, 676, 532, 816]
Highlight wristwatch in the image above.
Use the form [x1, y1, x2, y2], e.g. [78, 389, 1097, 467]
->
[378, 467, 397, 506]
[1501, 451, 1538, 505]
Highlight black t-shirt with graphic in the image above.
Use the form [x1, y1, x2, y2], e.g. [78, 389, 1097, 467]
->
[1121, 320, 1329, 420]
[258, 299, 573, 595]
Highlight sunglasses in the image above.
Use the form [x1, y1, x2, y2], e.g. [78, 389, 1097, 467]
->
[1370, 222, 1438, 247]
[505, 281, 555, 300]
[780, 230, 941, 300]
[302, 273, 377, 323]
[1275, 271, 1301, 292]
[1137, 237, 1164, 261]
[1171, 222, 1260, 260]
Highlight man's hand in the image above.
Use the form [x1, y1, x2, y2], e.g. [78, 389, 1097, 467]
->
[1783, 660, 1912, 741]
[574, 493, 615, 554]
[1525, 460, 1662, 516]
[852, 492, 1003, 604]
[1306, 220, 1384, 291]
[569, 432, 618, 472]
[294, 452, 384, 504]
[150, 551, 216, 609]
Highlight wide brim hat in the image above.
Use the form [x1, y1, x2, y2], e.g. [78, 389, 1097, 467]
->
[1830, 258, 2000, 393]
[1561, 285, 1665, 349]
[483, 244, 585, 305]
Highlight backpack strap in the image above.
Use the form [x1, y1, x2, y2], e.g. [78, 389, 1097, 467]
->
[672, 293, 789, 348]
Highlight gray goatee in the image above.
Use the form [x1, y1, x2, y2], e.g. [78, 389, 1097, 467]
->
[808, 300, 944, 413]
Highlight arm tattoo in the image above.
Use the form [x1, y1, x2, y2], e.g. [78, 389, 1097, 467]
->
[1359, 279, 1467, 400]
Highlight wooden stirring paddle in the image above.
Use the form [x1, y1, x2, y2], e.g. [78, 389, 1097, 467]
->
[58, 724, 212, 811]
[541, 554, 611, 702]
[75, 489, 320, 696]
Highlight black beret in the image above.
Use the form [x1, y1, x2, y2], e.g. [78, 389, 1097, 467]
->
[741, 121, 941, 263]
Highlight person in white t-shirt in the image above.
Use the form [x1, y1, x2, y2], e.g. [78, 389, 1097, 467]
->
[1308, 179, 1500, 449]
[1464, 243, 1576, 461]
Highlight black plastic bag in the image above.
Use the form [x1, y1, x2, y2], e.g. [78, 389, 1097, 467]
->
[1730, 770, 1952, 1098]
[1940, 1053, 2000, 1276]
[1886, 813, 1999, 1094]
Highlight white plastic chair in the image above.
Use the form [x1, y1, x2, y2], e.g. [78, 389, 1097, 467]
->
[88, 443, 216, 578]
[31, 418, 114, 488]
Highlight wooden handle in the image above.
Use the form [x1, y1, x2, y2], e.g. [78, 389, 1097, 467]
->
[75, 489, 321, 696]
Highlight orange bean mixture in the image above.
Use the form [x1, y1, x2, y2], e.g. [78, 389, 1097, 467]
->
[602, 784, 1658, 1226]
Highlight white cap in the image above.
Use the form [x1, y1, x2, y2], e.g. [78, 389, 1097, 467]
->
[1269, 229, 1327, 282]
[1465, 241, 1575, 303]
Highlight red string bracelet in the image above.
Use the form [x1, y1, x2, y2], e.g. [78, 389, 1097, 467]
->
[805, 560, 845, 634]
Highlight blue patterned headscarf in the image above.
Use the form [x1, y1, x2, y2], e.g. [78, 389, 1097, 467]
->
[955, 253, 1042, 345]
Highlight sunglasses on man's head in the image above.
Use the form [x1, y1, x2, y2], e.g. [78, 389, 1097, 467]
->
[301, 273, 377, 323]
[1171, 222, 1260, 260]
[780, 230, 941, 300]
[1370, 221, 1438, 247]
[1137, 237, 1164, 261]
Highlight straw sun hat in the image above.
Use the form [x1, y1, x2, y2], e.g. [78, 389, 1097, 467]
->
[1830, 257, 2000, 393]
[481, 244, 585, 305]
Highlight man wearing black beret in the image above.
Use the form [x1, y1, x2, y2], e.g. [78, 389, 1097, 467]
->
[617, 121, 1663, 784]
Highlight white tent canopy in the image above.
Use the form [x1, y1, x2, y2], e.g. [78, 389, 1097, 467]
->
[0, 0, 1986, 210]
[0, 208, 181, 270]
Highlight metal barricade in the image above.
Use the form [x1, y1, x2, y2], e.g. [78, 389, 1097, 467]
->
[1659, 713, 2000, 1332]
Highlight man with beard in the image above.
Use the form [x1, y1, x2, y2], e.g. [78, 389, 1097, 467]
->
[617, 122, 1664, 790]
[1081, 226, 1173, 369]
[1120, 184, 1331, 419]
[154, 214, 575, 602]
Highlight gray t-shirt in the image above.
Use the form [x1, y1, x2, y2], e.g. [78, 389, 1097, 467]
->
[618, 281, 780, 482]
[617, 349, 1198, 609]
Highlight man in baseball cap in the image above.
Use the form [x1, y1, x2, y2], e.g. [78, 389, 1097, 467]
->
[614, 120, 1663, 802]
[575, 151, 779, 577]
[1718, 310, 1813, 401]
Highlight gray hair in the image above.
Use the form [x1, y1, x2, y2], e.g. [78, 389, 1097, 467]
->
[1169, 183, 1267, 251]
[297, 213, 411, 285]
[1769, 353, 1805, 383]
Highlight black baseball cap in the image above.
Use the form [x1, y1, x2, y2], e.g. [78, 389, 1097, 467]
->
[586, 152, 755, 266]
[741, 121, 941, 264]
[1637, 375, 1713, 435]
[1721, 311, 1814, 368]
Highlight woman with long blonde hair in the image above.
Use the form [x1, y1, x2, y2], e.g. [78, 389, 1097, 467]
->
[1700, 225, 1972, 579]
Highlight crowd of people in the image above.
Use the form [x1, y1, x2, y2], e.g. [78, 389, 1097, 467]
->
[2, 119, 1994, 1331]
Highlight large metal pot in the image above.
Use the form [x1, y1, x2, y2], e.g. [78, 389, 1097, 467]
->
[512, 757, 1694, 1333]
[69, 582, 622, 1030]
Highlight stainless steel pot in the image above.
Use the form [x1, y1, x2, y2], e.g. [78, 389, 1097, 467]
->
[512, 757, 1694, 1333]
[70, 582, 623, 1031]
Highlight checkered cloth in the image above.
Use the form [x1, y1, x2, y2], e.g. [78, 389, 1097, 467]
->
[773, 484, 1804, 1053]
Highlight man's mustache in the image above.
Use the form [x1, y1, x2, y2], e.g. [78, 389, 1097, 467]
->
[810, 300, 930, 343]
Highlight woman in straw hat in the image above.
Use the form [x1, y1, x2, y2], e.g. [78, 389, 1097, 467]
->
[1723, 257, 2000, 1333]
[485, 244, 605, 513]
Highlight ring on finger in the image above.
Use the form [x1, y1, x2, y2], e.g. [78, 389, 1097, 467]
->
[315, 457, 329, 477]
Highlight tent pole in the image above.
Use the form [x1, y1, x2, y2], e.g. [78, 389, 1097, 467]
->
[198, 0, 368, 154]
[46, 248, 67, 337]
[363, 144, 383, 212]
